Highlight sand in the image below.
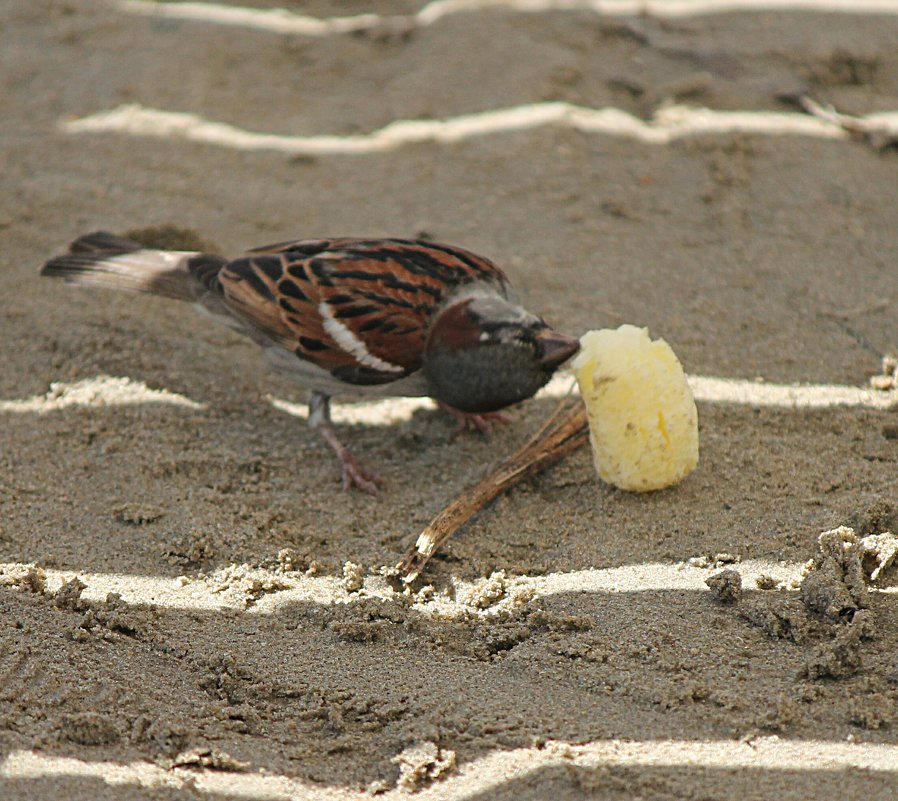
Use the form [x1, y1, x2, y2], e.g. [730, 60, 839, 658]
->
[2, 1, 898, 798]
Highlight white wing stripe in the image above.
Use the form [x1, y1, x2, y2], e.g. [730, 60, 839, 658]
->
[318, 301, 404, 374]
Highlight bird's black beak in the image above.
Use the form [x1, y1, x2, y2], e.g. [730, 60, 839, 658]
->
[536, 330, 580, 369]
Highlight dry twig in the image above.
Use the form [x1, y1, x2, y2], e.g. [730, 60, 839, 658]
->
[791, 93, 898, 151]
[397, 393, 589, 582]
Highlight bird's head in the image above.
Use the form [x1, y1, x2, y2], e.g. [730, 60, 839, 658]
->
[423, 292, 580, 412]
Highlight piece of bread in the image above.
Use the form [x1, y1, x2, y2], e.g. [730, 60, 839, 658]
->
[573, 325, 699, 491]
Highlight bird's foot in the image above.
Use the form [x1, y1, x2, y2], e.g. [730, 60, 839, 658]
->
[436, 401, 510, 440]
[337, 448, 385, 495]
[310, 392, 384, 495]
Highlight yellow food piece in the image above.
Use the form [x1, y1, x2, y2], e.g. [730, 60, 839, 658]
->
[573, 325, 699, 491]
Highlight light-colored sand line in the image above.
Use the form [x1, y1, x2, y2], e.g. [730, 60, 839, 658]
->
[61, 102, 898, 155]
[269, 393, 436, 426]
[118, 0, 380, 35]
[256, 559, 814, 617]
[0, 559, 819, 618]
[116, 0, 898, 40]
[686, 374, 898, 410]
[2, 372, 893, 420]
[0, 375, 203, 413]
[5, 735, 898, 800]
[270, 372, 898, 426]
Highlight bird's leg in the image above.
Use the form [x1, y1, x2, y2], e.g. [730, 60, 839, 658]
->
[308, 391, 384, 495]
[435, 400, 511, 440]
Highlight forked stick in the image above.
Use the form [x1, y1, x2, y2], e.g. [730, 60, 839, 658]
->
[792, 93, 898, 150]
[397, 393, 589, 582]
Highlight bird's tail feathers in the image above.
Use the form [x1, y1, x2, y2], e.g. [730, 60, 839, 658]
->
[41, 231, 203, 301]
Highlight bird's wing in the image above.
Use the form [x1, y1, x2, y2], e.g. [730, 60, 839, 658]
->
[217, 238, 507, 386]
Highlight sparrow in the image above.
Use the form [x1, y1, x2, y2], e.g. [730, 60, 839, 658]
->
[41, 232, 580, 493]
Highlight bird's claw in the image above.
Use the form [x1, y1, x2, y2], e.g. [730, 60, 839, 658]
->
[338, 450, 385, 495]
[437, 402, 510, 440]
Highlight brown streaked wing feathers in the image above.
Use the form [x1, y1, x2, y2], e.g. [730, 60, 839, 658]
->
[216, 255, 300, 350]
[217, 239, 508, 383]
[217, 253, 359, 371]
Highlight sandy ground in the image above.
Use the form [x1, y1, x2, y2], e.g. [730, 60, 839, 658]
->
[2, 1, 898, 798]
